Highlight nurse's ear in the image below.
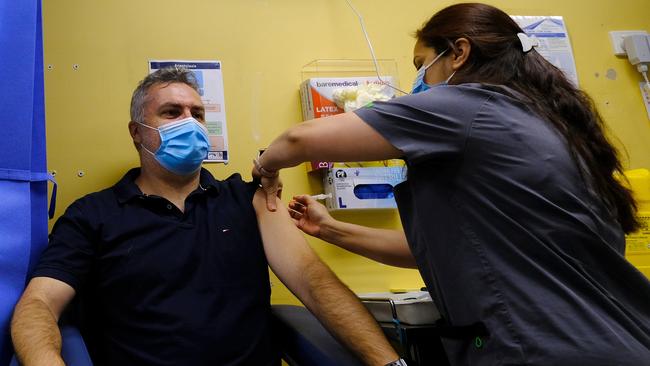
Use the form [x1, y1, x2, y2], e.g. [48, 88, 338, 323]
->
[451, 37, 471, 71]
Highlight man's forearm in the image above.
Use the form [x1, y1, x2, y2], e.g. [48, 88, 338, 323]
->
[320, 220, 417, 268]
[254, 192, 399, 365]
[301, 258, 399, 366]
[11, 298, 65, 366]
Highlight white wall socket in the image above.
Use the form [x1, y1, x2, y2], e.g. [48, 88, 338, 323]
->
[610, 30, 648, 56]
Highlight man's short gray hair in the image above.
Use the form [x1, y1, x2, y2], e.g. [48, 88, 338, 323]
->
[130, 67, 200, 123]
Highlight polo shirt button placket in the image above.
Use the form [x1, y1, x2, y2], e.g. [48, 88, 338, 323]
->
[166, 204, 173, 210]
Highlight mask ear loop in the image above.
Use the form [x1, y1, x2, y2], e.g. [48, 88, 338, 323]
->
[423, 48, 449, 71]
[135, 121, 160, 156]
[419, 48, 451, 87]
[445, 70, 457, 84]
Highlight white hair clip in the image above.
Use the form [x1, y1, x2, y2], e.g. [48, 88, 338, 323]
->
[517, 32, 539, 53]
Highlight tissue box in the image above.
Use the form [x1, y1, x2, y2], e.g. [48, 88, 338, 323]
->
[299, 76, 393, 120]
[299, 76, 394, 172]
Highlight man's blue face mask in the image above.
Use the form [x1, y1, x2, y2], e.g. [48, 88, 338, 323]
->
[411, 48, 452, 94]
[137, 117, 210, 176]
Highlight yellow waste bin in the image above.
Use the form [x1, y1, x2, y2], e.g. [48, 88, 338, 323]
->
[624, 169, 650, 279]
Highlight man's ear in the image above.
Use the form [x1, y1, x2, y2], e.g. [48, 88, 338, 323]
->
[128, 121, 141, 148]
[451, 37, 471, 70]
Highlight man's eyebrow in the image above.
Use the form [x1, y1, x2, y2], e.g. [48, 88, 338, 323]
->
[156, 103, 204, 112]
[157, 102, 183, 110]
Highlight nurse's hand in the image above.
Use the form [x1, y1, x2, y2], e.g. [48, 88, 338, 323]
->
[252, 160, 282, 211]
[288, 195, 335, 238]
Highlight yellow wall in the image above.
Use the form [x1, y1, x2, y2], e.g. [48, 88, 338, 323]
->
[42, 0, 650, 305]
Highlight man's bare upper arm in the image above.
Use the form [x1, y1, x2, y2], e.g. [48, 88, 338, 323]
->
[252, 190, 322, 299]
[20, 277, 76, 321]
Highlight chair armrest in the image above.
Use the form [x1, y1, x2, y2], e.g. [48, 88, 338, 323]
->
[271, 305, 364, 366]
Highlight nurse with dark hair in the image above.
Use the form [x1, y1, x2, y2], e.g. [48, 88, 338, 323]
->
[254, 3, 650, 365]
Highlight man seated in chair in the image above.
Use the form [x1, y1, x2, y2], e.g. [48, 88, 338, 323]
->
[11, 67, 401, 366]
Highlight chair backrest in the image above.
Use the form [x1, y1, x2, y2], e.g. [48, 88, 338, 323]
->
[0, 0, 51, 363]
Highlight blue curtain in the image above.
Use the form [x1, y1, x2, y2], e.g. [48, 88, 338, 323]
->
[0, 0, 53, 364]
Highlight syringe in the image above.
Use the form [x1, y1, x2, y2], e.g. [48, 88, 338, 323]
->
[311, 193, 332, 200]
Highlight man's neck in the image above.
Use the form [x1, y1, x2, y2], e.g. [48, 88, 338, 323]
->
[135, 165, 201, 212]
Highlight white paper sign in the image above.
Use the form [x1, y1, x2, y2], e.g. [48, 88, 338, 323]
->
[512, 16, 579, 86]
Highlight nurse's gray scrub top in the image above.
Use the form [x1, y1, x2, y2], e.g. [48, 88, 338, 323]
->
[354, 83, 650, 365]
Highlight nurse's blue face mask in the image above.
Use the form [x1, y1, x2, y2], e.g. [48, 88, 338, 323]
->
[411, 48, 452, 94]
[136, 117, 210, 176]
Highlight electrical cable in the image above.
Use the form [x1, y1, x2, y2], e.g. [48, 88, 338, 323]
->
[344, 0, 408, 95]
[642, 69, 650, 92]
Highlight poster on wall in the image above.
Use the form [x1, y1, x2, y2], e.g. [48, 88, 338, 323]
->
[149, 60, 229, 163]
[511, 16, 579, 86]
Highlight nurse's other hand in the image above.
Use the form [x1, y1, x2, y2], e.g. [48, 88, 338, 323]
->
[252, 163, 282, 211]
[288, 195, 334, 238]
[262, 176, 283, 211]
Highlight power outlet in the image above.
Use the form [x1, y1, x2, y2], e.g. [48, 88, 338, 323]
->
[610, 30, 648, 56]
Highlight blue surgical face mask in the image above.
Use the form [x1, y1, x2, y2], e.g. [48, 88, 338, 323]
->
[411, 48, 451, 94]
[137, 117, 210, 176]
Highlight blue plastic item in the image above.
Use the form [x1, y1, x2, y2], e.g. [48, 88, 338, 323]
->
[353, 184, 395, 199]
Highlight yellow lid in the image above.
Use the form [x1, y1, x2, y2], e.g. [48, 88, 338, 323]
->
[624, 169, 650, 202]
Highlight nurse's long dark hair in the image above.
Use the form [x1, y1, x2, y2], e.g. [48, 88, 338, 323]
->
[416, 3, 639, 233]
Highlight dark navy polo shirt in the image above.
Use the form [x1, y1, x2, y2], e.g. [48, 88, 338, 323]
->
[31, 168, 278, 366]
[355, 83, 650, 365]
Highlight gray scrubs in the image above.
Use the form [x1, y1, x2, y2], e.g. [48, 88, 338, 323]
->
[355, 83, 650, 365]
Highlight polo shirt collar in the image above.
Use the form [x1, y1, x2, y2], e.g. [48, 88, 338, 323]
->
[113, 168, 220, 204]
